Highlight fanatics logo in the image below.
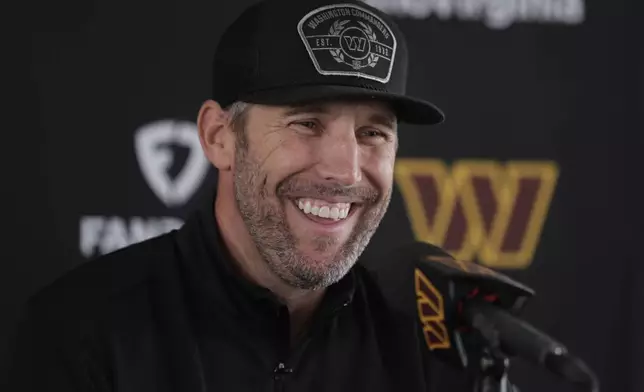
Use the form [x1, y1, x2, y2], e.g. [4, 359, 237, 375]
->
[134, 120, 210, 208]
[297, 3, 397, 83]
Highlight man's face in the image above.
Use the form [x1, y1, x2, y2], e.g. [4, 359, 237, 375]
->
[232, 100, 398, 290]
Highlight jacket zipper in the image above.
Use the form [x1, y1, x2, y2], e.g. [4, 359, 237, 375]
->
[274, 306, 293, 392]
[272, 300, 350, 391]
[273, 362, 293, 392]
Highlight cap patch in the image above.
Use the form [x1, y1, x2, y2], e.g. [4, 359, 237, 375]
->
[297, 3, 397, 83]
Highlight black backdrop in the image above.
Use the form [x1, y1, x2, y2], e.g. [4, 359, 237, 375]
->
[3, 0, 642, 391]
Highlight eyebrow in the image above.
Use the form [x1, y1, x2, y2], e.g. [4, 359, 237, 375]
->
[281, 103, 398, 131]
[369, 112, 397, 131]
[282, 104, 330, 117]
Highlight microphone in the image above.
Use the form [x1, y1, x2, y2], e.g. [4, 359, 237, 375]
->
[372, 241, 599, 392]
[462, 299, 600, 392]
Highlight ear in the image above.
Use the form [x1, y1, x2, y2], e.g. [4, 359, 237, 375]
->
[197, 100, 234, 171]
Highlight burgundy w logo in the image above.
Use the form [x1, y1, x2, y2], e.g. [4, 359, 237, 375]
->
[395, 159, 559, 269]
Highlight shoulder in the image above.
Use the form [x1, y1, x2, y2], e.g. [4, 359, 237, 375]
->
[5, 230, 188, 392]
[25, 231, 180, 324]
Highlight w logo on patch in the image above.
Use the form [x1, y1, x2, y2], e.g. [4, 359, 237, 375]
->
[297, 4, 397, 83]
[343, 35, 368, 52]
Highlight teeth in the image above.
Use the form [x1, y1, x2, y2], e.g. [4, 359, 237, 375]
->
[295, 198, 352, 221]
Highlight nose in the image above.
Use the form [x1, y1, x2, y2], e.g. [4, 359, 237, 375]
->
[314, 130, 362, 186]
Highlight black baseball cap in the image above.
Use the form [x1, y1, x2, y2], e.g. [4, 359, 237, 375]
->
[211, 0, 445, 125]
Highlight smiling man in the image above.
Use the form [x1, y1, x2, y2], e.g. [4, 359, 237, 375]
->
[6, 0, 471, 391]
[201, 99, 398, 342]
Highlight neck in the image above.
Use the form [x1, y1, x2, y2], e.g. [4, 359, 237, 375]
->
[213, 192, 326, 340]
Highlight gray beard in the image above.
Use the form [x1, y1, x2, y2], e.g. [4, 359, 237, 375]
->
[232, 143, 391, 290]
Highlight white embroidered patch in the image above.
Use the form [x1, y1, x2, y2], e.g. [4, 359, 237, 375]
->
[297, 3, 397, 83]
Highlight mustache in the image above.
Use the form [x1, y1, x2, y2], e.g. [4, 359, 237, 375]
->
[276, 178, 380, 204]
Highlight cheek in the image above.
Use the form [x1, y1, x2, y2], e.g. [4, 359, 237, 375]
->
[255, 136, 314, 188]
[361, 146, 396, 190]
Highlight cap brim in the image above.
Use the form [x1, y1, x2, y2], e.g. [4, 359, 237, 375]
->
[240, 85, 445, 125]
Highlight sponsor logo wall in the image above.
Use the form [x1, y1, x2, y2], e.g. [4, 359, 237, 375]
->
[365, 0, 585, 29]
[79, 120, 207, 258]
[7, 0, 639, 390]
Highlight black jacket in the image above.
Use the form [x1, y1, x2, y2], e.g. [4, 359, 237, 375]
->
[5, 195, 471, 392]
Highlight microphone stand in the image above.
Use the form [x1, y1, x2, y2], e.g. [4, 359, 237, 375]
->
[472, 348, 519, 392]
[465, 297, 519, 392]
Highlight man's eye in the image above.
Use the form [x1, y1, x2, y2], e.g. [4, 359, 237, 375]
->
[358, 129, 388, 140]
[290, 120, 320, 133]
[297, 121, 318, 129]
